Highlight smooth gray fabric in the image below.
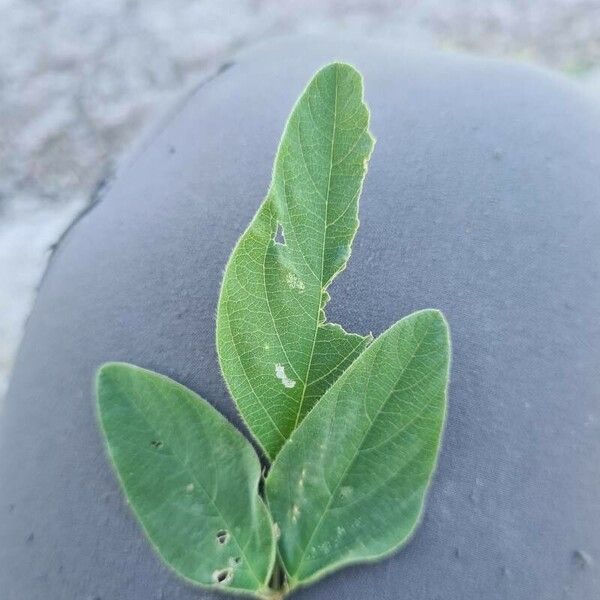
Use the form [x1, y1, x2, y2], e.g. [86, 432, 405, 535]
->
[1, 37, 599, 600]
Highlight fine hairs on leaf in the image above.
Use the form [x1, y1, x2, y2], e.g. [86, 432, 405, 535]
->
[95, 62, 451, 598]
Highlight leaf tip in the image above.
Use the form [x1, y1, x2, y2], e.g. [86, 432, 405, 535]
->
[96, 360, 132, 383]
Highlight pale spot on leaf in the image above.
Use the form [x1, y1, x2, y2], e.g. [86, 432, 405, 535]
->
[275, 364, 296, 388]
[298, 467, 306, 487]
[286, 272, 305, 292]
[340, 486, 353, 499]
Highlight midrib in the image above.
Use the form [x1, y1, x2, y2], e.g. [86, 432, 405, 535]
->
[294, 65, 339, 430]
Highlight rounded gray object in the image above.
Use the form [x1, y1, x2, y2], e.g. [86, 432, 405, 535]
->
[1, 37, 599, 600]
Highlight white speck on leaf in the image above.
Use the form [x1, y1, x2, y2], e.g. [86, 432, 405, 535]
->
[275, 364, 296, 388]
[185, 483, 194, 493]
[286, 272, 305, 292]
[298, 467, 306, 487]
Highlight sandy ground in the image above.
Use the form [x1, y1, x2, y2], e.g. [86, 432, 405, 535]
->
[1, 0, 599, 399]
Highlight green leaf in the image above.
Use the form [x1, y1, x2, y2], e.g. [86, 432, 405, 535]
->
[96, 363, 276, 596]
[265, 309, 450, 588]
[216, 62, 375, 461]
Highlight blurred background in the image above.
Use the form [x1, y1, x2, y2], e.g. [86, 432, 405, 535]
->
[1, 0, 600, 399]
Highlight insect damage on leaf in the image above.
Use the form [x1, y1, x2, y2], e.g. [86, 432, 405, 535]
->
[275, 364, 296, 389]
[213, 568, 234, 585]
[216, 530, 230, 545]
[96, 62, 452, 599]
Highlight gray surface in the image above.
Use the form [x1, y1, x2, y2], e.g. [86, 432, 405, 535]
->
[1, 37, 599, 600]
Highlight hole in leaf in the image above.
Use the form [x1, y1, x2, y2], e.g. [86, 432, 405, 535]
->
[212, 568, 233, 585]
[274, 223, 286, 245]
[216, 530, 230, 545]
[150, 440, 163, 449]
[229, 556, 242, 567]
